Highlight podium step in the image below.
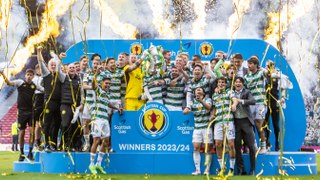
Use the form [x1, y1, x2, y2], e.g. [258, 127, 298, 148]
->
[13, 161, 41, 172]
[12, 151, 318, 175]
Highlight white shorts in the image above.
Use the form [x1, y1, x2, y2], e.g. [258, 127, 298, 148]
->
[107, 100, 122, 115]
[192, 129, 213, 144]
[214, 122, 235, 140]
[91, 119, 110, 139]
[249, 103, 266, 120]
[82, 103, 92, 120]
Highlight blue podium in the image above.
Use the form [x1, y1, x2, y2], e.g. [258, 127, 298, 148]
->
[13, 39, 315, 175]
[13, 103, 317, 175]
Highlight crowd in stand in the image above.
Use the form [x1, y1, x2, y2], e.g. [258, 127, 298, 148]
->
[304, 93, 320, 146]
[2, 45, 291, 176]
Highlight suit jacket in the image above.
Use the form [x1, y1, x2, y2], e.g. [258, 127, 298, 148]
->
[236, 88, 256, 125]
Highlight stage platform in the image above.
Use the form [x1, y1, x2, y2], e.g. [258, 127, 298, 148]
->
[13, 151, 318, 175]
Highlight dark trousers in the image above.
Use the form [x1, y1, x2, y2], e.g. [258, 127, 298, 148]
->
[43, 100, 61, 147]
[235, 117, 256, 174]
[265, 101, 280, 150]
[60, 104, 82, 150]
[60, 104, 74, 149]
[12, 135, 18, 151]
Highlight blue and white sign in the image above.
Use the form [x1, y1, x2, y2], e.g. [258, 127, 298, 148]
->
[112, 102, 194, 153]
[65, 39, 306, 151]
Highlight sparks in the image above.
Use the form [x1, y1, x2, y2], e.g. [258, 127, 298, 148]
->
[93, 0, 137, 39]
[227, 0, 252, 38]
[190, 0, 207, 38]
[9, 0, 76, 76]
[0, 0, 13, 38]
[264, 0, 315, 49]
[147, 0, 175, 39]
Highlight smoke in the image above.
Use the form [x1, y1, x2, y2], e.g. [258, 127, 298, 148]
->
[204, 0, 234, 38]
[54, 0, 319, 98]
[282, 1, 320, 97]
[58, 0, 160, 47]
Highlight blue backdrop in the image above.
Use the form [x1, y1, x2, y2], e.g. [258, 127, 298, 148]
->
[64, 39, 306, 151]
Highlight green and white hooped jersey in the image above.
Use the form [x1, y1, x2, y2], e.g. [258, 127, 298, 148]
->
[143, 72, 163, 102]
[164, 77, 185, 110]
[187, 76, 210, 97]
[191, 97, 212, 130]
[99, 69, 124, 102]
[117, 67, 126, 99]
[83, 72, 102, 106]
[212, 90, 235, 123]
[90, 86, 110, 121]
[244, 69, 266, 104]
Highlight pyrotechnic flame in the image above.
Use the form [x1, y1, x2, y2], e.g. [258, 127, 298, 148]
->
[264, 0, 315, 49]
[0, 0, 13, 38]
[93, 0, 138, 39]
[8, 0, 76, 76]
[147, 0, 175, 38]
[227, 0, 252, 38]
[0, 0, 14, 88]
[190, 0, 207, 38]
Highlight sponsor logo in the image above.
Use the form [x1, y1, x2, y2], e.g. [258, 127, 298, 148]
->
[199, 42, 214, 57]
[115, 117, 131, 134]
[177, 119, 194, 135]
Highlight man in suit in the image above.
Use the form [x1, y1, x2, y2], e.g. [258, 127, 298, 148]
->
[232, 53, 248, 77]
[233, 76, 256, 175]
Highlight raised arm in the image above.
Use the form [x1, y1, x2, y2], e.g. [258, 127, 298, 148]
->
[51, 52, 66, 83]
[0, 72, 14, 86]
[213, 59, 225, 78]
[37, 46, 50, 77]
[125, 59, 142, 73]
[0, 72, 24, 88]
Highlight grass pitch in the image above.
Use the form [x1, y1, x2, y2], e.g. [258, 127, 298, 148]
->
[0, 151, 319, 179]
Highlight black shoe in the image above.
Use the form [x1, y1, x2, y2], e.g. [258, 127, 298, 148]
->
[249, 170, 255, 176]
[49, 145, 57, 152]
[44, 145, 52, 153]
[18, 154, 25, 162]
[27, 153, 34, 161]
[238, 169, 247, 175]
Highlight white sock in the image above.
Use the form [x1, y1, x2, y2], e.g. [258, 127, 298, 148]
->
[218, 159, 223, 169]
[84, 135, 89, 145]
[205, 153, 212, 171]
[96, 152, 105, 166]
[261, 141, 266, 149]
[230, 158, 235, 169]
[193, 151, 200, 171]
[90, 153, 96, 166]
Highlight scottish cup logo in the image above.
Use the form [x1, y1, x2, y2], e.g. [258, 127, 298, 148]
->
[143, 109, 165, 133]
[199, 42, 214, 57]
[130, 42, 143, 55]
[138, 102, 171, 139]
